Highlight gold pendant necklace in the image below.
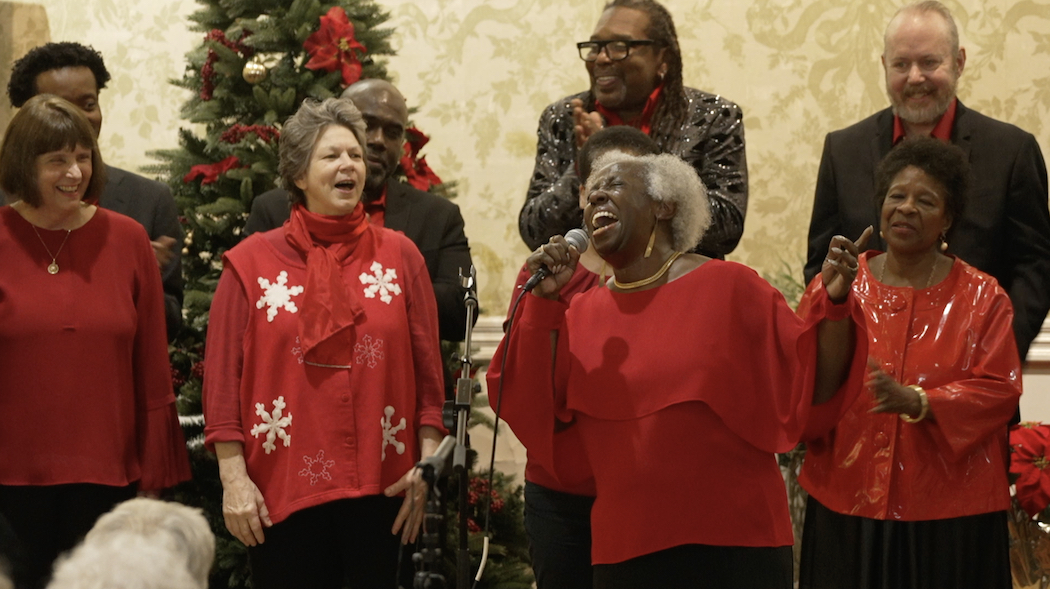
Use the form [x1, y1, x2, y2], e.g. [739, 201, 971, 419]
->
[878, 255, 939, 288]
[613, 251, 683, 290]
[31, 226, 72, 274]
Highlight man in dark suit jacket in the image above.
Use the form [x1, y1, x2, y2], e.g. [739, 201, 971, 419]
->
[805, 1, 1050, 361]
[245, 79, 474, 344]
[7, 42, 183, 338]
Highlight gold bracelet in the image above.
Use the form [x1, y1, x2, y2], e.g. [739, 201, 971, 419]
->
[899, 385, 929, 423]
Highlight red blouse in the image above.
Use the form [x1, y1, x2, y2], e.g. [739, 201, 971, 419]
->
[203, 226, 446, 524]
[488, 260, 867, 564]
[0, 207, 190, 490]
[494, 263, 605, 496]
[798, 252, 1021, 520]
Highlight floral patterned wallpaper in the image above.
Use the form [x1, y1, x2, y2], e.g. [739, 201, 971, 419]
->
[4, 0, 1050, 319]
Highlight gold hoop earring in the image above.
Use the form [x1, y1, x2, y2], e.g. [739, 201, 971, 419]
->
[644, 224, 657, 258]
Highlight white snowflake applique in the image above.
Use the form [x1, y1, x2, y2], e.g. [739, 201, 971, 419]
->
[359, 261, 402, 304]
[380, 406, 406, 461]
[298, 450, 335, 486]
[256, 271, 304, 322]
[291, 337, 304, 364]
[354, 335, 384, 368]
[250, 396, 293, 454]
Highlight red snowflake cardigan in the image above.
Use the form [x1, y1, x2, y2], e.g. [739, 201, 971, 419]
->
[203, 225, 445, 524]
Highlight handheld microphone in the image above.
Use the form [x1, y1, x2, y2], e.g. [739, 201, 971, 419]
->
[522, 228, 589, 293]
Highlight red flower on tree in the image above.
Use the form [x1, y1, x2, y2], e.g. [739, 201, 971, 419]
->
[1011, 421, 1050, 516]
[183, 156, 243, 185]
[400, 127, 443, 191]
[303, 7, 367, 87]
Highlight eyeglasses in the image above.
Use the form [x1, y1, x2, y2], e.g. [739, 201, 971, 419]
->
[576, 39, 656, 62]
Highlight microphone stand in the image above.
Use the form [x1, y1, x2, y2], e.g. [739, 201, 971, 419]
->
[414, 267, 478, 589]
[451, 266, 478, 589]
[413, 437, 456, 589]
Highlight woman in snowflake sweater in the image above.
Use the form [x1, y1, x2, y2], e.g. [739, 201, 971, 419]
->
[203, 98, 445, 589]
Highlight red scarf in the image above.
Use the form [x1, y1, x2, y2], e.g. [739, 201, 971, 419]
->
[284, 202, 369, 368]
[595, 83, 664, 135]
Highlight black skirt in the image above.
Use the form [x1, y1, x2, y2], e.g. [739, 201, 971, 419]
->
[799, 496, 1010, 589]
[593, 543, 793, 589]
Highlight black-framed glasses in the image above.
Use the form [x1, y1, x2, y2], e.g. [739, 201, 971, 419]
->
[576, 39, 656, 62]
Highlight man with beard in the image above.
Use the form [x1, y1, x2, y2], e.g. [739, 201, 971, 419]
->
[804, 0, 1050, 362]
[245, 79, 474, 346]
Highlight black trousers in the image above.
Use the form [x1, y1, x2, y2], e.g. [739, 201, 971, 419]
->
[0, 483, 136, 589]
[593, 543, 793, 589]
[247, 494, 412, 589]
[523, 481, 595, 589]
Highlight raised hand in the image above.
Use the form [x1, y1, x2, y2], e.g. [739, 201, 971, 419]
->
[822, 226, 873, 303]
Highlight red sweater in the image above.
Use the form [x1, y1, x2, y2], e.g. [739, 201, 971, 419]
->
[0, 207, 189, 490]
[798, 253, 1020, 520]
[488, 260, 867, 564]
[203, 226, 445, 524]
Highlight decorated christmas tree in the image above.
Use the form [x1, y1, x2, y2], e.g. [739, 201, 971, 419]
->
[147, 0, 531, 586]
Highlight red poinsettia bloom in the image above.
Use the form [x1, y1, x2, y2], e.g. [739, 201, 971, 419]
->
[183, 156, 243, 185]
[1011, 421, 1050, 516]
[400, 127, 443, 191]
[303, 6, 367, 87]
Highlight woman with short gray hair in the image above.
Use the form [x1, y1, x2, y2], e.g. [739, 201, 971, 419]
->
[491, 150, 871, 588]
[203, 97, 445, 588]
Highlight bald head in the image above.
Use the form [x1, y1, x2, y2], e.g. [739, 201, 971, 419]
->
[340, 79, 409, 194]
[885, 1, 959, 56]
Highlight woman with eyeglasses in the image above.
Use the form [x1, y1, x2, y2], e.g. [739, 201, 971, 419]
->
[518, 0, 747, 258]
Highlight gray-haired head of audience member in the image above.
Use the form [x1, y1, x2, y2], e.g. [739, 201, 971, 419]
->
[84, 498, 214, 589]
[47, 538, 198, 589]
[586, 150, 711, 252]
[278, 97, 368, 206]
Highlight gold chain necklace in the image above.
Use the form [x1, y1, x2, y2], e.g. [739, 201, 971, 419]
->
[31, 226, 73, 274]
[613, 251, 683, 290]
[878, 255, 939, 288]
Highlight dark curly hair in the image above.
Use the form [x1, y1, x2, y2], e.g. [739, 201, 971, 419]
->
[874, 136, 969, 241]
[8, 42, 111, 108]
[578, 125, 659, 183]
[582, 0, 688, 154]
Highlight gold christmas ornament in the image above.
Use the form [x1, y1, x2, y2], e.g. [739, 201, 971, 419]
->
[242, 57, 267, 84]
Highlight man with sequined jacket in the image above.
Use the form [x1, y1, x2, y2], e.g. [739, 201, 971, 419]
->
[518, 0, 748, 258]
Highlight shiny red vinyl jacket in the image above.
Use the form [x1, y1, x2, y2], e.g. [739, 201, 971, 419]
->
[798, 252, 1022, 521]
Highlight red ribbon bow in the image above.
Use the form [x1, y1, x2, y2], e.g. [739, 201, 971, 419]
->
[183, 156, 243, 185]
